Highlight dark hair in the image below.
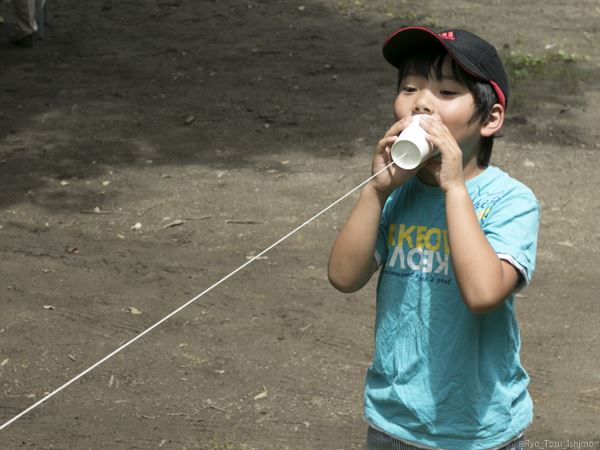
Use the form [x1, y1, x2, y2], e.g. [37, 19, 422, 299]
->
[395, 45, 499, 167]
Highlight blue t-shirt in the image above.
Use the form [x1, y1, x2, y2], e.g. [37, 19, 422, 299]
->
[365, 166, 540, 450]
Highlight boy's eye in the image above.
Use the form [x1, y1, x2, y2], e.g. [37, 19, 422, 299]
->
[440, 90, 457, 96]
[401, 86, 417, 93]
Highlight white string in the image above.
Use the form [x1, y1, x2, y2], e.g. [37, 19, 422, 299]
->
[0, 161, 395, 431]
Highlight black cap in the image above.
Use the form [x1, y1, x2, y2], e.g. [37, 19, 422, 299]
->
[382, 26, 509, 108]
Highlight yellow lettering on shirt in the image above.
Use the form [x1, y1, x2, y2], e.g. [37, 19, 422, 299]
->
[397, 224, 415, 248]
[424, 227, 442, 251]
[387, 223, 396, 247]
[442, 229, 450, 254]
[477, 208, 491, 221]
[415, 225, 428, 249]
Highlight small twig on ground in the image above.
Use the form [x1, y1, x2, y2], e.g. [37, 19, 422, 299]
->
[580, 387, 600, 394]
[166, 406, 203, 419]
[182, 208, 212, 220]
[206, 398, 228, 413]
[208, 404, 227, 413]
[139, 202, 166, 216]
[135, 408, 157, 420]
[80, 208, 117, 214]
[163, 219, 185, 229]
[185, 215, 212, 221]
[253, 386, 268, 400]
[225, 219, 262, 225]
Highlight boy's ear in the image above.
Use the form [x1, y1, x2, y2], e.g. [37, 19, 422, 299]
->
[480, 104, 504, 138]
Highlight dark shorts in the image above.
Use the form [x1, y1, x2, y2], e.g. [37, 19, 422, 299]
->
[366, 426, 526, 450]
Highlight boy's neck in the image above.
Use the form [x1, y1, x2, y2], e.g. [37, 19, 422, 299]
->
[416, 158, 486, 187]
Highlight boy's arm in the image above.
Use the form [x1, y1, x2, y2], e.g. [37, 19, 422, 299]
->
[328, 184, 386, 293]
[328, 118, 416, 293]
[420, 116, 519, 313]
[444, 188, 519, 313]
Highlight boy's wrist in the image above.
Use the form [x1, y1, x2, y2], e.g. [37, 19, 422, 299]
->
[444, 183, 470, 202]
[364, 182, 392, 207]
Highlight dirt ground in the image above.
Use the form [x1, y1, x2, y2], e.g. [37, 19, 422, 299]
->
[1, 0, 599, 449]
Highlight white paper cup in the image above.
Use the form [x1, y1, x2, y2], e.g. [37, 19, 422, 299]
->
[391, 115, 436, 170]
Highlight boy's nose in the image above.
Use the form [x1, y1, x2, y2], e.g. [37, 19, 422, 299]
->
[413, 91, 434, 114]
[413, 102, 433, 114]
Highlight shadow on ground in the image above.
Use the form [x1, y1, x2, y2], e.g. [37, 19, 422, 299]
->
[1, 0, 596, 211]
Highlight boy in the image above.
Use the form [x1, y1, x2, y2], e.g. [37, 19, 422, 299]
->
[328, 27, 540, 450]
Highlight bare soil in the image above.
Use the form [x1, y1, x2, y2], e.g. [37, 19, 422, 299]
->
[1, 0, 599, 449]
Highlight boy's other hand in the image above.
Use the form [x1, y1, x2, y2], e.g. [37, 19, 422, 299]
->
[369, 118, 418, 198]
[419, 116, 466, 193]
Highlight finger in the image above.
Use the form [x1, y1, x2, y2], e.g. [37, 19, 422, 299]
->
[418, 115, 442, 132]
[421, 125, 459, 158]
[377, 136, 399, 152]
[384, 117, 413, 138]
[429, 136, 462, 162]
[419, 118, 457, 151]
[418, 117, 442, 150]
[419, 117, 449, 143]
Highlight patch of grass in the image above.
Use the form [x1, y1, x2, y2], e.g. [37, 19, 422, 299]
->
[334, 0, 367, 15]
[421, 15, 440, 28]
[501, 47, 593, 113]
[503, 48, 582, 80]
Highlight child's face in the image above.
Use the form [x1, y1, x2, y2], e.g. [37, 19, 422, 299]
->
[393, 54, 483, 160]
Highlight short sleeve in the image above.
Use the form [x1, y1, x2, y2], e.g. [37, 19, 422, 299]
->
[482, 191, 540, 289]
